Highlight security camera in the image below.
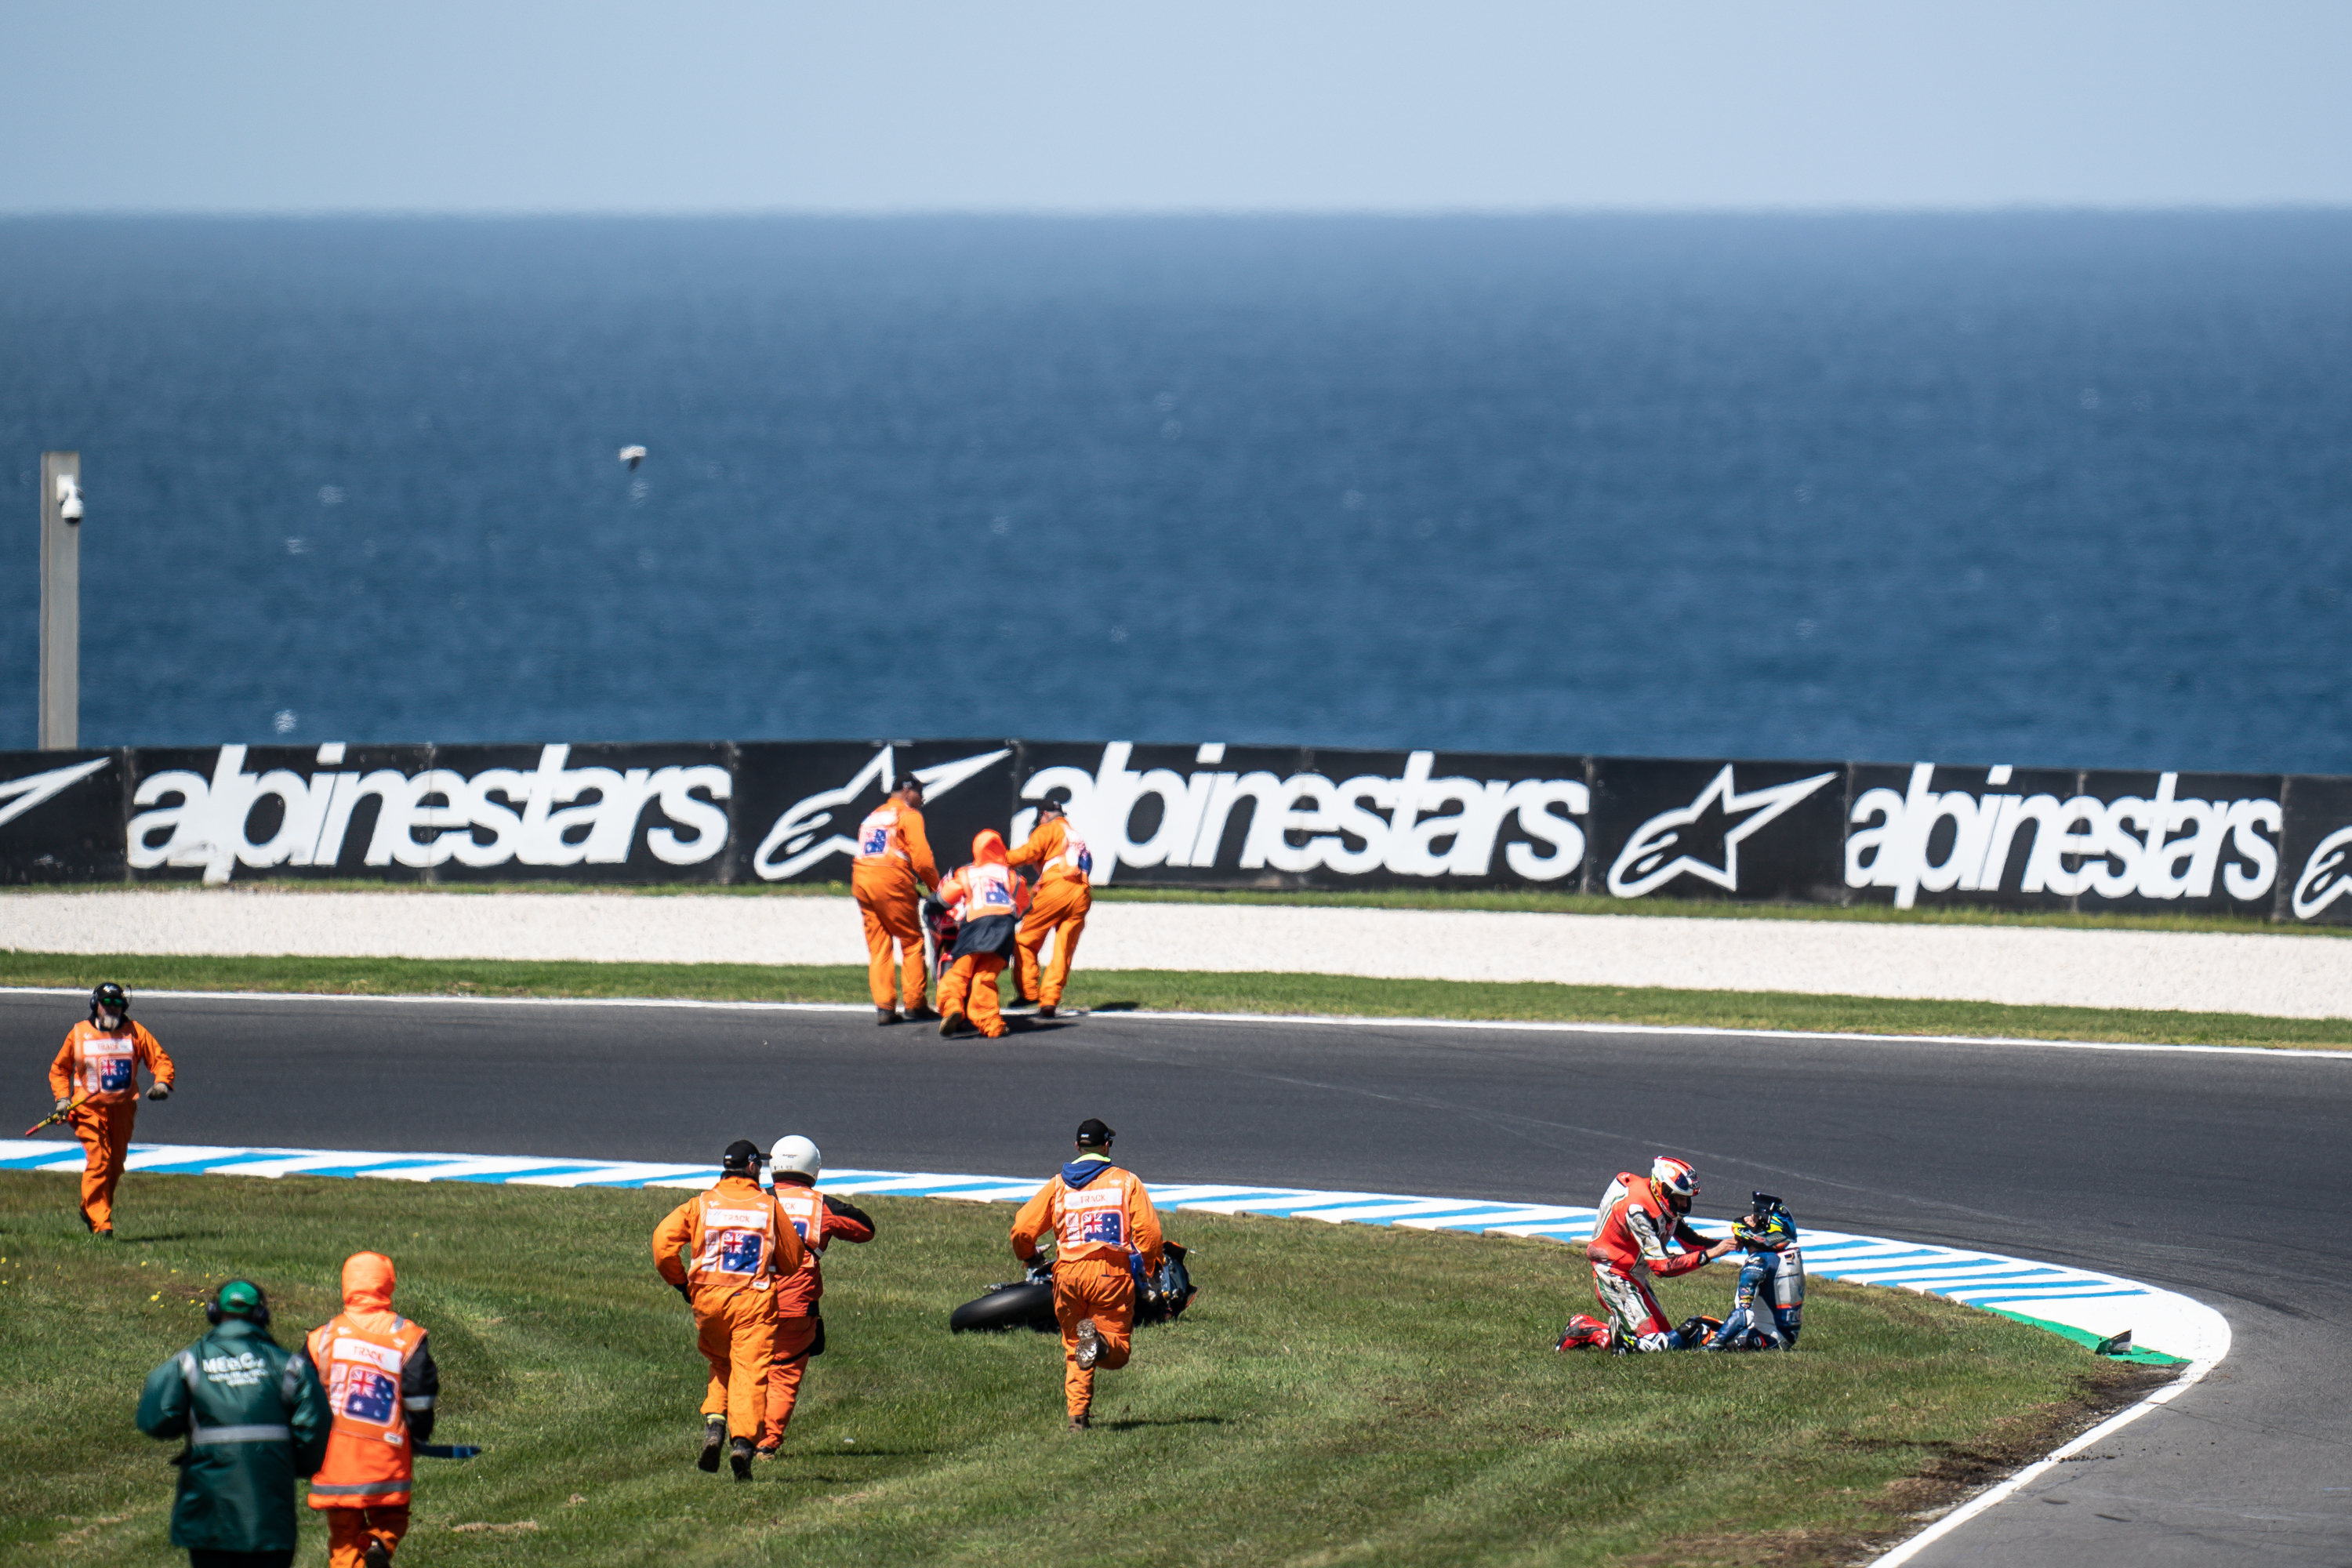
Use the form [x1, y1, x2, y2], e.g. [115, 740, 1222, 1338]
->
[56, 474, 82, 524]
[618, 445, 647, 471]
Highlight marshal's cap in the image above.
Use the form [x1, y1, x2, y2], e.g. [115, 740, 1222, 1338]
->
[1075, 1118, 1114, 1146]
[722, 1139, 761, 1170]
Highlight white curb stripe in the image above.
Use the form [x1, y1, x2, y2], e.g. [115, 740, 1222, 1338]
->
[1, 1135, 2228, 1358]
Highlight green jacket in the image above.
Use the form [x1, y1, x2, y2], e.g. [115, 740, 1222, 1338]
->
[136, 1318, 329, 1552]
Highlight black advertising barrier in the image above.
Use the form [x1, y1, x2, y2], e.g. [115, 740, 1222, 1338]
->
[1588, 756, 1850, 906]
[1008, 741, 1595, 891]
[0, 750, 125, 884]
[2280, 774, 2352, 927]
[1, 738, 2347, 923]
[730, 740, 1018, 886]
[127, 744, 437, 884]
[1843, 763, 2289, 917]
[122, 742, 739, 885]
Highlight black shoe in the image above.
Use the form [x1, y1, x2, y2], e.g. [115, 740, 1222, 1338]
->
[876, 1007, 899, 1025]
[939, 1012, 967, 1037]
[1067, 1412, 1091, 1432]
[728, 1436, 755, 1481]
[905, 1004, 942, 1023]
[1037, 1004, 1058, 1020]
[363, 1541, 394, 1568]
[697, 1416, 726, 1472]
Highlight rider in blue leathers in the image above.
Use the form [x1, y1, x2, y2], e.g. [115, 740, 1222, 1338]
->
[1705, 1195, 1803, 1351]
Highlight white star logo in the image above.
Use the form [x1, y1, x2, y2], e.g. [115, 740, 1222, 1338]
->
[1607, 765, 1838, 898]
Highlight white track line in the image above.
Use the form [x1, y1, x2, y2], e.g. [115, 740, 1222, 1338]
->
[3, 985, 2347, 1060]
[1866, 1354, 2223, 1566]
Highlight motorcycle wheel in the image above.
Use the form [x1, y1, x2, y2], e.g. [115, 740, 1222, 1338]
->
[949, 1281, 1058, 1334]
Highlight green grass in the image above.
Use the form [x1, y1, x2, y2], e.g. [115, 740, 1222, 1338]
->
[6, 877, 2341, 938]
[3, 949, 2348, 1050]
[0, 1172, 2166, 1567]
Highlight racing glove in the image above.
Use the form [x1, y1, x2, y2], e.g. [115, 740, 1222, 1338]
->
[147, 1084, 171, 1101]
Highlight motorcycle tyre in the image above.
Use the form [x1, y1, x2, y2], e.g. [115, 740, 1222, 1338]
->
[949, 1281, 1058, 1334]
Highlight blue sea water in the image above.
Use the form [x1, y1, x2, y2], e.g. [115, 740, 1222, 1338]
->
[2, 213, 2349, 773]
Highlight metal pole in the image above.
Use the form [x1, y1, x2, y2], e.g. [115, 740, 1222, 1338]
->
[38, 450, 80, 750]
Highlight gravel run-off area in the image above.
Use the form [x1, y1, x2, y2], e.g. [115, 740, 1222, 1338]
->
[3, 890, 2347, 1020]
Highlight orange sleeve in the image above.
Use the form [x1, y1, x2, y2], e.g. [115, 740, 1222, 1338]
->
[1128, 1177, 1164, 1273]
[49, 1030, 79, 1099]
[902, 808, 938, 892]
[137, 1025, 175, 1088]
[935, 868, 967, 908]
[1010, 1178, 1060, 1261]
[1013, 877, 1031, 916]
[1006, 819, 1059, 869]
[652, 1200, 699, 1287]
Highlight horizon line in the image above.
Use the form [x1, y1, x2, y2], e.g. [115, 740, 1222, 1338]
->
[4, 201, 2350, 223]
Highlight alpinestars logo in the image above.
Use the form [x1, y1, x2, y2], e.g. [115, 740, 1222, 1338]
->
[1608, 766, 1838, 898]
[0, 756, 111, 832]
[2293, 827, 2352, 920]
[752, 746, 1011, 880]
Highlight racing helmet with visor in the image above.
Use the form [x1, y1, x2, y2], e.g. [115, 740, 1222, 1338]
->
[1650, 1156, 1699, 1216]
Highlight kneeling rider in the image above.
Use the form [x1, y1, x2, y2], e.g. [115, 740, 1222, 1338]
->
[1704, 1195, 1804, 1351]
[1559, 1156, 1734, 1352]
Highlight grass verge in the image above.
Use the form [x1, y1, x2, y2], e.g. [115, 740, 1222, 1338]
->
[7, 877, 2342, 939]
[2, 950, 2348, 1049]
[0, 1171, 2168, 1567]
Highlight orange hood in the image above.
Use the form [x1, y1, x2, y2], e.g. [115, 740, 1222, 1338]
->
[972, 829, 1008, 866]
[340, 1250, 396, 1312]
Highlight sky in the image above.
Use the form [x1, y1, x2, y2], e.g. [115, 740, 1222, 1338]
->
[4, 2, 2348, 212]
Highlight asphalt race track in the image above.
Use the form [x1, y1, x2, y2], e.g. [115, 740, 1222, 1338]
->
[9, 990, 2348, 1565]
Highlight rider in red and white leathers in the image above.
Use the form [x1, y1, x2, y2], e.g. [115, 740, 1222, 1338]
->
[1581, 1156, 1734, 1352]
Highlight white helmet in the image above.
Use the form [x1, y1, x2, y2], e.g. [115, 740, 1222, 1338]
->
[771, 1135, 822, 1181]
[1650, 1156, 1699, 1214]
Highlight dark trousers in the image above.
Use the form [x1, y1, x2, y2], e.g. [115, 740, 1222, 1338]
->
[189, 1551, 295, 1568]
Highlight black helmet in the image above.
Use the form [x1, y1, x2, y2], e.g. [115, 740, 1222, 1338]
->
[90, 982, 129, 1022]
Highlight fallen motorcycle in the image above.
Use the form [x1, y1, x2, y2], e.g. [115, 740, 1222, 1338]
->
[949, 1243, 1197, 1334]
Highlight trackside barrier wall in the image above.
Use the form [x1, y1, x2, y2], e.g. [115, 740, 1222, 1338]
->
[5, 740, 2352, 924]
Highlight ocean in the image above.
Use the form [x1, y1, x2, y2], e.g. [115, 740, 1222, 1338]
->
[3, 212, 2348, 773]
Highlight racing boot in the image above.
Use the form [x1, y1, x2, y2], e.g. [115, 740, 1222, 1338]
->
[696, 1414, 726, 1472]
[1555, 1313, 1610, 1351]
[1075, 1317, 1102, 1371]
[728, 1436, 755, 1481]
